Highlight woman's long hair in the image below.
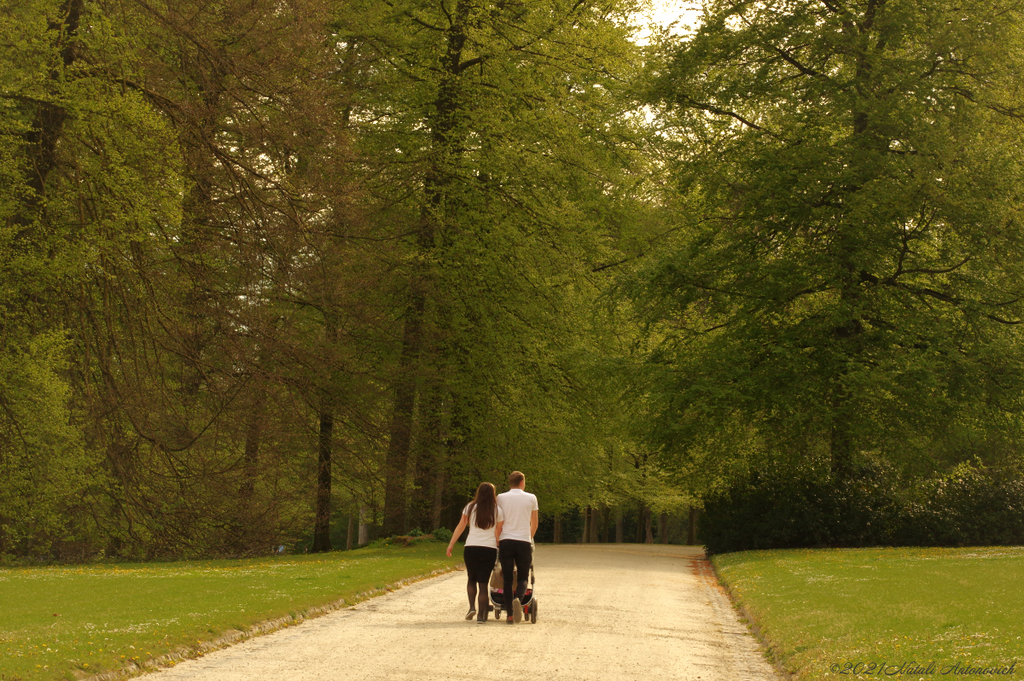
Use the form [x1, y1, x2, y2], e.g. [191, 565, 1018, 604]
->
[469, 482, 497, 530]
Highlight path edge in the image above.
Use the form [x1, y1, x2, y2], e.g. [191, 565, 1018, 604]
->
[702, 555, 796, 681]
[81, 565, 460, 681]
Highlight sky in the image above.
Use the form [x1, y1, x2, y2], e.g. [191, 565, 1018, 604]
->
[634, 0, 701, 43]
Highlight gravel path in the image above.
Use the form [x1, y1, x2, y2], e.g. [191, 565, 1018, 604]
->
[151, 544, 780, 681]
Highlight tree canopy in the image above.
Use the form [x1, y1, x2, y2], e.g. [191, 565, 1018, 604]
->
[633, 0, 1024, 488]
[2, 0, 1023, 559]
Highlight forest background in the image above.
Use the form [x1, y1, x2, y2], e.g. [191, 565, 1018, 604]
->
[2, 0, 1023, 562]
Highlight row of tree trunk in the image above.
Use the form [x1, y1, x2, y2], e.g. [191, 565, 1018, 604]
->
[553, 507, 699, 546]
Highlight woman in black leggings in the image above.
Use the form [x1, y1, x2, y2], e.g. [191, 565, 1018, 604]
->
[447, 482, 504, 623]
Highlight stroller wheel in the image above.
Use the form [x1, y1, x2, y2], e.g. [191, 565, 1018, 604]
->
[530, 600, 537, 623]
[494, 609, 501, 620]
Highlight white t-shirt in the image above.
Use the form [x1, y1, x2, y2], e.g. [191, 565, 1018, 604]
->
[496, 488, 539, 542]
[462, 503, 504, 549]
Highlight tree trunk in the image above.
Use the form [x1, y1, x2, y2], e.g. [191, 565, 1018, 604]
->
[589, 507, 601, 544]
[410, 448, 433, 533]
[382, 295, 423, 537]
[431, 466, 446, 531]
[688, 506, 698, 546]
[660, 512, 669, 544]
[311, 406, 333, 552]
[615, 507, 624, 543]
[358, 503, 370, 546]
[636, 500, 645, 543]
[19, 0, 83, 220]
[235, 382, 265, 552]
[346, 514, 354, 550]
[383, 1, 474, 537]
[553, 514, 562, 544]
[410, 384, 444, 532]
[238, 408, 261, 506]
[644, 508, 654, 544]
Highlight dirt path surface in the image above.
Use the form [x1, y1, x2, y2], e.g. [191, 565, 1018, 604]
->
[152, 544, 780, 681]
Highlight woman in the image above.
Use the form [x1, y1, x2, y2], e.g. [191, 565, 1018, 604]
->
[446, 482, 504, 623]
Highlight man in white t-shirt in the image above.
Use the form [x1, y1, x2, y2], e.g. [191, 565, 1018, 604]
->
[496, 470, 538, 624]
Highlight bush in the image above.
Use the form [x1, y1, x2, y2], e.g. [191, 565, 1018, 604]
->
[432, 527, 452, 543]
[701, 460, 901, 554]
[700, 460, 1024, 554]
[893, 462, 1024, 547]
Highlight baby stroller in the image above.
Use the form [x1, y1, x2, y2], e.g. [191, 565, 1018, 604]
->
[488, 560, 537, 623]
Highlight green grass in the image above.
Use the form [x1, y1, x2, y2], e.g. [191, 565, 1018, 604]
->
[713, 546, 1024, 680]
[0, 539, 461, 681]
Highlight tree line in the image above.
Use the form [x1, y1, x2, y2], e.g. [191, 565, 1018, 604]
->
[2, 0, 1022, 560]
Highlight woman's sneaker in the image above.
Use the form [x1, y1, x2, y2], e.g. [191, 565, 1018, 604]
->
[512, 597, 523, 623]
[465, 608, 476, 621]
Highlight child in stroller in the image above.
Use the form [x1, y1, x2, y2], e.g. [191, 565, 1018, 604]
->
[488, 560, 537, 623]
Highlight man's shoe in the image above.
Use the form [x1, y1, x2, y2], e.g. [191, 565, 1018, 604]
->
[477, 616, 487, 624]
[512, 597, 523, 623]
[465, 609, 476, 621]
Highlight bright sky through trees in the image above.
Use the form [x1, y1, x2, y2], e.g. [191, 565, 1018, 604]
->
[636, 0, 700, 42]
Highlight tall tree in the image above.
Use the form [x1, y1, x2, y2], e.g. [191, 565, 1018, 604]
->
[337, 0, 645, 534]
[0, 0, 176, 558]
[60, 0, 372, 556]
[636, 0, 1024, 481]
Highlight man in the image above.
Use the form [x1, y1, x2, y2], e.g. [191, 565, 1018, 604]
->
[496, 470, 538, 624]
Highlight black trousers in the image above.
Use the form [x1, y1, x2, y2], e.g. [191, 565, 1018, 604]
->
[498, 539, 532, 614]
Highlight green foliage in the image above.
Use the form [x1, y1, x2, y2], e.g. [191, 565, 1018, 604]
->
[432, 526, 453, 543]
[895, 462, 1024, 547]
[701, 460, 1024, 554]
[634, 0, 1024, 482]
[338, 0, 657, 533]
[701, 460, 900, 553]
[0, 332, 97, 560]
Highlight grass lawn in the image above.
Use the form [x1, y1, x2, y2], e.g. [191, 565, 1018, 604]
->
[0, 539, 461, 681]
[712, 546, 1024, 680]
